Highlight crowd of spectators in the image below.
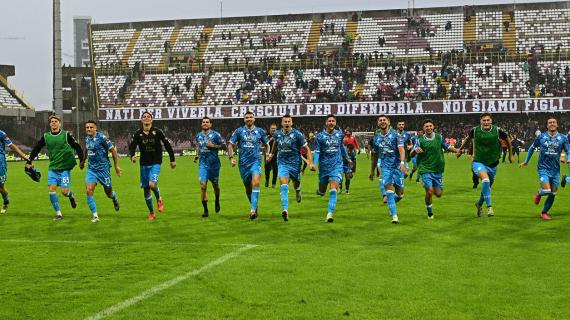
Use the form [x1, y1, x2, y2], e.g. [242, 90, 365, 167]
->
[99, 112, 570, 154]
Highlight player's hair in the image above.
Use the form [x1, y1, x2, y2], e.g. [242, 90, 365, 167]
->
[378, 114, 389, 121]
[396, 119, 405, 124]
[85, 120, 97, 126]
[546, 116, 558, 126]
[422, 119, 434, 126]
[48, 115, 61, 122]
[480, 112, 492, 119]
[244, 111, 254, 117]
[326, 114, 336, 120]
[202, 116, 211, 122]
[141, 111, 153, 119]
[270, 122, 278, 127]
[282, 114, 292, 119]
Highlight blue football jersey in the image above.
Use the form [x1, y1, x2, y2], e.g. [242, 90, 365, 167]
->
[529, 132, 570, 173]
[85, 131, 113, 172]
[196, 130, 226, 167]
[274, 128, 307, 168]
[229, 126, 269, 167]
[371, 129, 404, 170]
[314, 129, 347, 172]
[0, 130, 13, 168]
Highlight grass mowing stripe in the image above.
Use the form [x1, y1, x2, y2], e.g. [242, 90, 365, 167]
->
[84, 244, 257, 320]
[0, 239, 256, 247]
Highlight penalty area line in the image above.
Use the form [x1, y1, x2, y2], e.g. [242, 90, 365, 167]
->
[85, 244, 258, 320]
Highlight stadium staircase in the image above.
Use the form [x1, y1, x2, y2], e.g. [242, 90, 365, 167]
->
[121, 30, 141, 65]
[502, 13, 517, 53]
[463, 16, 476, 47]
[346, 20, 358, 53]
[353, 83, 364, 98]
[193, 26, 213, 72]
[161, 27, 181, 68]
[306, 21, 322, 60]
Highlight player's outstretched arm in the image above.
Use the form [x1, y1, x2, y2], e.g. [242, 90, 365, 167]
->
[128, 133, 138, 163]
[9, 143, 29, 162]
[67, 132, 85, 165]
[159, 131, 176, 168]
[304, 145, 316, 171]
[26, 135, 46, 168]
[456, 136, 471, 158]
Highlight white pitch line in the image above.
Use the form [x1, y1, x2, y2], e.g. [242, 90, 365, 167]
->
[0, 239, 254, 247]
[85, 244, 257, 320]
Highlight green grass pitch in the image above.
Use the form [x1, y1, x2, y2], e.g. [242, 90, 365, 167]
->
[1, 154, 569, 319]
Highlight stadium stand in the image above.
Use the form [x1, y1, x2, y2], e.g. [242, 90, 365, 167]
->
[91, 29, 136, 66]
[0, 86, 22, 108]
[90, 2, 570, 108]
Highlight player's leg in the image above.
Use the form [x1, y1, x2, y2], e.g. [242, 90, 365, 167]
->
[47, 170, 62, 219]
[264, 159, 271, 187]
[394, 169, 405, 202]
[271, 159, 278, 188]
[250, 172, 261, 219]
[326, 178, 340, 223]
[383, 169, 399, 223]
[535, 173, 553, 205]
[199, 164, 210, 217]
[140, 166, 155, 220]
[422, 173, 434, 218]
[473, 162, 492, 216]
[210, 164, 221, 213]
[472, 170, 479, 189]
[0, 169, 9, 213]
[59, 171, 77, 209]
[377, 160, 387, 203]
[539, 175, 558, 220]
[103, 185, 119, 211]
[148, 164, 163, 212]
[86, 182, 99, 222]
[279, 174, 290, 221]
[344, 172, 352, 194]
[240, 165, 253, 203]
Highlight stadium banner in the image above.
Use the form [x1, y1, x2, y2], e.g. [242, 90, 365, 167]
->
[99, 98, 570, 121]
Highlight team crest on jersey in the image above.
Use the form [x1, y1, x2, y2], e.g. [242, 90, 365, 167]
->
[152, 130, 156, 135]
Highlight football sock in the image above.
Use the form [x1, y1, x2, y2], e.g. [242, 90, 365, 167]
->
[63, 190, 73, 198]
[1, 192, 8, 204]
[538, 188, 552, 197]
[246, 192, 252, 203]
[87, 195, 97, 214]
[202, 200, 208, 213]
[426, 204, 433, 216]
[481, 179, 492, 208]
[386, 190, 397, 216]
[395, 194, 403, 203]
[49, 192, 61, 213]
[378, 179, 386, 197]
[152, 187, 161, 200]
[111, 191, 117, 201]
[280, 184, 289, 211]
[251, 187, 260, 210]
[144, 195, 154, 213]
[327, 188, 337, 214]
[542, 193, 556, 213]
[345, 179, 351, 191]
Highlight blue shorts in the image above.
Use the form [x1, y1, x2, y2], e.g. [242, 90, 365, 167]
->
[0, 166, 6, 186]
[86, 169, 112, 189]
[199, 163, 220, 184]
[411, 156, 418, 168]
[48, 170, 71, 188]
[278, 163, 301, 182]
[538, 170, 560, 189]
[319, 167, 343, 186]
[472, 162, 497, 182]
[239, 162, 262, 185]
[140, 164, 161, 188]
[421, 172, 443, 190]
[380, 167, 405, 189]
